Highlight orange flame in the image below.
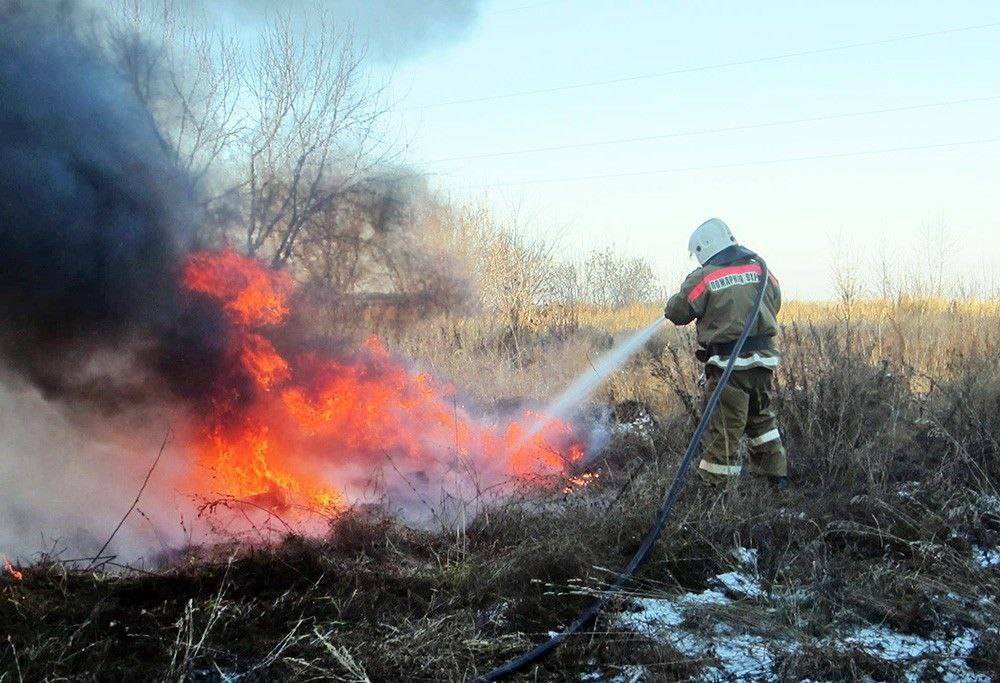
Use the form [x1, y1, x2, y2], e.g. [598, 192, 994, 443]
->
[3, 556, 23, 581]
[180, 249, 585, 514]
[563, 471, 599, 494]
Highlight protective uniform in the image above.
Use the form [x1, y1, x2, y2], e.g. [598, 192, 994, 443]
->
[664, 220, 787, 485]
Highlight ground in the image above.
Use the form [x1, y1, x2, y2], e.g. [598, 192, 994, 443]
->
[2, 301, 999, 681]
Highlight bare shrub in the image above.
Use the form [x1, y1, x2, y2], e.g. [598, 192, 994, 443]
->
[439, 206, 564, 362]
[4, 321, 999, 680]
[583, 246, 658, 309]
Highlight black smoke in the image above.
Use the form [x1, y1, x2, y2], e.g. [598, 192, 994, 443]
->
[0, 7, 235, 411]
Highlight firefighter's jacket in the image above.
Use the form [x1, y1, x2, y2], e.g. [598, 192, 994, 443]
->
[664, 246, 781, 370]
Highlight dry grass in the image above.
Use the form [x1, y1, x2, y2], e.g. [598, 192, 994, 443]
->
[397, 297, 1000, 402]
[2, 299, 999, 681]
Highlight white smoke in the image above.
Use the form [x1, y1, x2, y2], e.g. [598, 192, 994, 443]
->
[211, 0, 484, 61]
[92, 0, 485, 62]
[0, 381, 194, 564]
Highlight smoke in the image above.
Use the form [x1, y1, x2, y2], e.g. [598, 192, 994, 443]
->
[62, 0, 483, 63]
[0, 5, 470, 410]
[0, 4, 582, 565]
[189, 0, 484, 62]
[0, 381, 190, 564]
[0, 7, 235, 562]
[0, 8, 207, 406]
[0, 8, 374, 554]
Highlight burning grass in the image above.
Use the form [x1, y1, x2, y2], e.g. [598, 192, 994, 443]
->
[3, 308, 999, 681]
[179, 248, 586, 516]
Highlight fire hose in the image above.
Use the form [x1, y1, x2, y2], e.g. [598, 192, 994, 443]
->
[477, 257, 771, 682]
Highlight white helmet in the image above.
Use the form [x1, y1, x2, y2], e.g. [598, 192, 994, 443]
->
[688, 218, 737, 265]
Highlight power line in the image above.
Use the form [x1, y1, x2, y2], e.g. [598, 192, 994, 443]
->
[452, 137, 1000, 190]
[411, 21, 1000, 109]
[419, 94, 1000, 164]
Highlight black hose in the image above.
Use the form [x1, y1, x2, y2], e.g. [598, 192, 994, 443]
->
[476, 258, 771, 682]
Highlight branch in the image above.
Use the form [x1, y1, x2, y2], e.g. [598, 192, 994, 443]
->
[87, 429, 172, 571]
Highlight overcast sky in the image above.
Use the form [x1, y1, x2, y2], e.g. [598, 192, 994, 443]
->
[380, 0, 999, 299]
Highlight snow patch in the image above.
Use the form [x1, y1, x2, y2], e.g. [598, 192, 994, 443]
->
[613, 546, 990, 682]
[610, 663, 648, 682]
[713, 571, 765, 599]
[733, 546, 758, 567]
[843, 626, 938, 660]
[615, 595, 776, 678]
[679, 589, 731, 607]
[897, 481, 921, 501]
[710, 633, 774, 680]
[840, 626, 987, 682]
[972, 545, 1000, 568]
[616, 411, 655, 436]
[978, 494, 1000, 516]
[624, 597, 684, 632]
[581, 661, 648, 682]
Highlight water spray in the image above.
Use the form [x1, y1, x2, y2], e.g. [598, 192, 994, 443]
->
[522, 318, 664, 444]
[479, 257, 771, 681]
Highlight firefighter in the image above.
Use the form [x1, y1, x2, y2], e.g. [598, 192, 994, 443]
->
[663, 218, 788, 488]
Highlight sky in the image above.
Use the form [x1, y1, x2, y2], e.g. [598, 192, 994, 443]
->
[378, 0, 999, 299]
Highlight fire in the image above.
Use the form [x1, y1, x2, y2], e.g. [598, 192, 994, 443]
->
[563, 471, 600, 494]
[181, 249, 585, 514]
[3, 556, 22, 581]
[183, 249, 293, 327]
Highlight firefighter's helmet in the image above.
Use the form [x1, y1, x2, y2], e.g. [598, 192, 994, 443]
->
[688, 218, 737, 265]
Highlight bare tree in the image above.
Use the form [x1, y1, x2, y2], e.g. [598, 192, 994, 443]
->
[829, 232, 862, 343]
[583, 246, 657, 308]
[108, 0, 245, 185]
[242, 14, 395, 266]
[443, 207, 561, 359]
[108, 2, 397, 265]
[915, 218, 955, 299]
[295, 177, 470, 337]
[551, 261, 583, 307]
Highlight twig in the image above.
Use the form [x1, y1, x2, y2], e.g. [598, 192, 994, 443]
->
[55, 558, 159, 576]
[605, 458, 649, 512]
[226, 495, 296, 534]
[382, 449, 446, 530]
[87, 429, 171, 571]
[8, 635, 23, 683]
[57, 555, 116, 565]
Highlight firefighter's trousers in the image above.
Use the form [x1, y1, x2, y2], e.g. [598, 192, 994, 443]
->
[698, 366, 787, 484]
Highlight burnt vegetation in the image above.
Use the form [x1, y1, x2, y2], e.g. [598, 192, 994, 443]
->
[3, 313, 999, 681]
[1, 3, 998, 682]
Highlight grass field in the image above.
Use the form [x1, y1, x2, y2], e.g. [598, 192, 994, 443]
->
[2, 298, 999, 681]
